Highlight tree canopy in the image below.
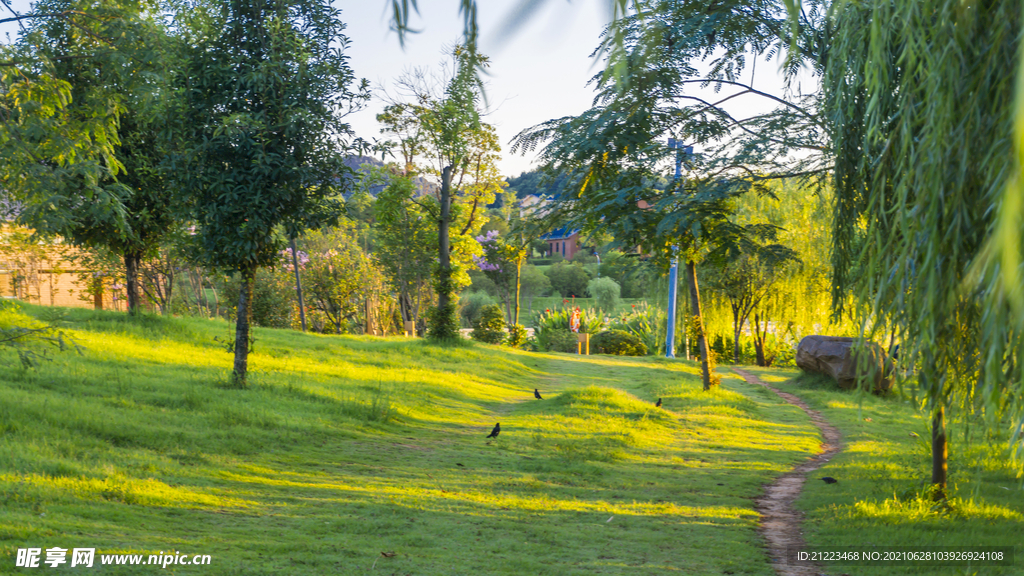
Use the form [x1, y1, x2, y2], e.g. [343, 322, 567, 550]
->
[169, 0, 370, 383]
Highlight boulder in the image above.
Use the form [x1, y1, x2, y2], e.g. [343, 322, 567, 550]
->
[795, 336, 893, 392]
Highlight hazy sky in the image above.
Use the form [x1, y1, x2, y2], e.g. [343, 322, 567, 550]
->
[341, 1, 613, 178]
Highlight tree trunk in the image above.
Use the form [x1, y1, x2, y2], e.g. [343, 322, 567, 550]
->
[431, 165, 457, 340]
[123, 251, 143, 316]
[753, 312, 767, 366]
[438, 165, 452, 289]
[931, 405, 947, 500]
[233, 269, 255, 386]
[686, 261, 714, 390]
[400, 290, 412, 323]
[514, 257, 523, 326]
[92, 277, 103, 310]
[732, 305, 741, 364]
[291, 238, 307, 332]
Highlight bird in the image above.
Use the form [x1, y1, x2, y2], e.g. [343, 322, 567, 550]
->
[821, 476, 838, 484]
[655, 398, 662, 408]
[534, 388, 543, 400]
[486, 423, 501, 439]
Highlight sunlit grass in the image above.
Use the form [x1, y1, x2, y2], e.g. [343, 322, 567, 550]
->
[0, 304, 827, 575]
[741, 366, 1024, 575]
[13, 304, 1021, 574]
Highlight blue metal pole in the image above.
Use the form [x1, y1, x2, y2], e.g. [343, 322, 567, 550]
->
[665, 139, 684, 358]
[665, 250, 679, 358]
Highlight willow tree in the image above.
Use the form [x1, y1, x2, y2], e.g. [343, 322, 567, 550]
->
[171, 0, 369, 385]
[825, 0, 1022, 499]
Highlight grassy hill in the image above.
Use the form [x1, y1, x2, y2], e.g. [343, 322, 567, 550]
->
[1, 303, 1021, 575]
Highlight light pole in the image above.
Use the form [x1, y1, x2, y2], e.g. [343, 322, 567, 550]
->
[664, 138, 692, 358]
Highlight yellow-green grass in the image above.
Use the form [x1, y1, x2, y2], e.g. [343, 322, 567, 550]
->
[740, 366, 1024, 576]
[0, 303, 821, 575]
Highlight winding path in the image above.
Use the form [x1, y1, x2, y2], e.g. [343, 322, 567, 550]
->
[731, 368, 844, 576]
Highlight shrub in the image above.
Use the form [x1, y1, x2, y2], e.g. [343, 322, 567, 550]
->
[460, 291, 497, 327]
[472, 304, 506, 344]
[545, 261, 591, 297]
[592, 330, 648, 356]
[506, 324, 529, 348]
[537, 328, 579, 353]
[587, 276, 621, 312]
[606, 302, 661, 355]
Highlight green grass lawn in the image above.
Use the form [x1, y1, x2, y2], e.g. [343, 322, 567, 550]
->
[740, 366, 1024, 576]
[1, 303, 819, 575]
[2, 303, 1021, 575]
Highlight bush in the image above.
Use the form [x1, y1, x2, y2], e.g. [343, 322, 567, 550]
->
[592, 330, 648, 356]
[545, 262, 589, 297]
[506, 324, 529, 348]
[537, 328, 580, 353]
[472, 304, 506, 344]
[598, 250, 655, 298]
[519, 264, 552, 300]
[606, 302, 661, 355]
[460, 291, 497, 327]
[587, 276, 621, 312]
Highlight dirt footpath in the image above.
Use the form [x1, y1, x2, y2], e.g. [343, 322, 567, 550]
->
[732, 368, 843, 576]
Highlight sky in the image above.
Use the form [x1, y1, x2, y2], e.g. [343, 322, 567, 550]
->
[341, 1, 613, 178]
[0, 0, 805, 180]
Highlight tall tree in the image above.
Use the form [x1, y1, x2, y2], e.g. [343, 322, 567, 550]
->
[170, 0, 369, 385]
[378, 46, 501, 341]
[21, 0, 176, 316]
[0, 1, 156, 256]
[824, 0, 1022, 499]
[704, 237, 797, 364]
[375, 169, 436, 333]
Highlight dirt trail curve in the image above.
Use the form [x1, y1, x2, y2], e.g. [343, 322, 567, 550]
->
[731, 368, 843, 576]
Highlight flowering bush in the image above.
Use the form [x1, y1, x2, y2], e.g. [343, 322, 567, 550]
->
[474, 230, 527, 322]
[534, 306, 603, 353]
[535, 306, 604, 335]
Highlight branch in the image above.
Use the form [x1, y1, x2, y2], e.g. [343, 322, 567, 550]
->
[705, 165, 827, 181]
[674, 79, 821, 125]
[671, 93, 826, 152]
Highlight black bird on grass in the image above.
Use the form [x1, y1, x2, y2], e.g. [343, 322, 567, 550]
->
[821, 476, 838, 484]
[655, 398, 662, 408]
[486, 423, 501, 439]
[534, 388, 543, 400]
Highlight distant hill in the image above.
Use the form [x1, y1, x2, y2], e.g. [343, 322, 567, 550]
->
[343, 156, 437, 198]
[505, 169, 568, 200]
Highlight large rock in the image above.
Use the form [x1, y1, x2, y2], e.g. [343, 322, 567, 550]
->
[795, 336, 893, 392]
